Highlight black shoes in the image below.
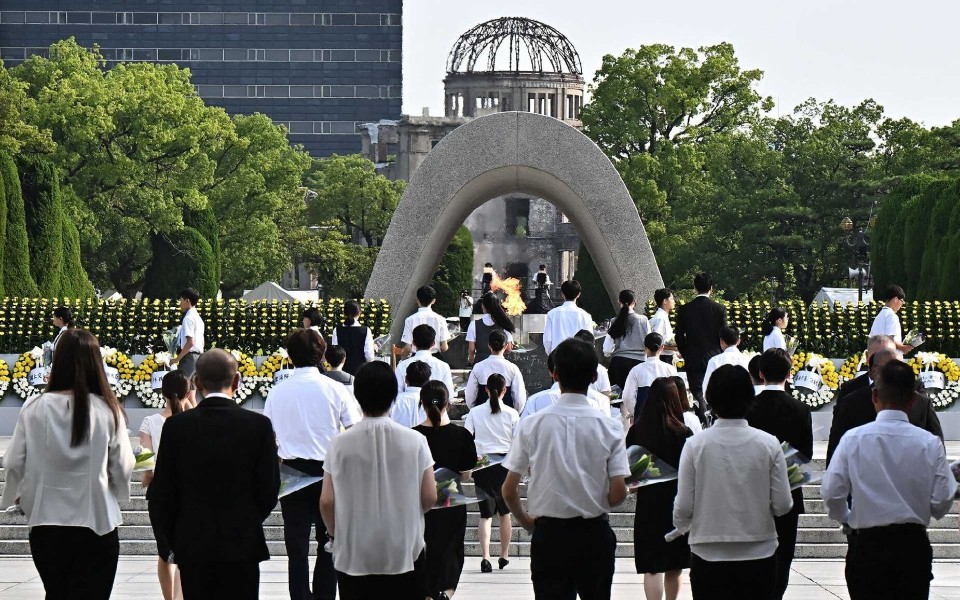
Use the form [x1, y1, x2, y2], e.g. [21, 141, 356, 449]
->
[498, 558, 509, 570]
[480, 559, 493, 573]
[437, 593, 451, 600]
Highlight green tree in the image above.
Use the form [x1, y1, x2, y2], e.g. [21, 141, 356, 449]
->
[573, 242, 615, 321]
[20, 158, 64, 296]
[870, 175, 935, 293]
[0, 154, 6, 297]
[0, 60, 51, 155]
[142, 228, 217, 299]
[432, 226, 473, 316]
[61, 218, 95, 297]
[0, 153, 38, 296]
[184, 206, 221, 290]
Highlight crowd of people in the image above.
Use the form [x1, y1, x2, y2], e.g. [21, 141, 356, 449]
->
[0, 277, 955, 600]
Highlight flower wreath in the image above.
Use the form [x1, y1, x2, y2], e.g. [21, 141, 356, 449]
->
[101, 347, 135, 399]
[257, 348, 294, 398]
[0, 359, 10, 398]
[908, 352, 960, 410]
[838, 352, 867, 385]
[135, 350, 259, 407]
[790, 352, 839, 410]
[11, 350, 44, 401]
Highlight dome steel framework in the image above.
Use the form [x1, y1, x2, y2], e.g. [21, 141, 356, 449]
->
[446, 17, 583, 75]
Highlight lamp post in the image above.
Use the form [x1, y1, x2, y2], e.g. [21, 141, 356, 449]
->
[840, 216, 874, 302]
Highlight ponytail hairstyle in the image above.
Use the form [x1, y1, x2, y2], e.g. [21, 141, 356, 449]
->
[161, 370, 190, 416]
[53, 306, 75, 328]
[420, 380, 449, 429]
[480, 292, 515, 332]
[344, 300, 361, 326]
[485, 373, 506, 415]
[644, 332, 664, 354]
[607, 290, 636, 340]
[761, 307, 787, 337]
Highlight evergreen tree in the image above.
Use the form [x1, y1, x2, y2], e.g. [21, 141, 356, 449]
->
[141, 227, 217, 299]
[0, 160, 6, 297]
[20, 158, 65, 297]
[901, 183, 942, 297]
[918, 183, 957, 299]
[184, 206, 221, 290]
[432, 226, 473, 317]
[870, 176, 934, 295]
[1, 154, 39, 296]
[60, 218, 95, 297]
[573, 242, 616, 321]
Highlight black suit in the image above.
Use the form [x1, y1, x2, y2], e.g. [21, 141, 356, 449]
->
[147, 394, 280, 600]
[826, 386, 944, 465]
[836, 373, 869, 407]
[675, 296, 727, 409]
[746, 389, 813, 600]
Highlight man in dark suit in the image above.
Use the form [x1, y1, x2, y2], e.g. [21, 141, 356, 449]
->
[746, 349, 813, 600]
[835, 334, 897, 406]
[827, 349, 943, 465]
[148, 349, 280, 600]
[675, 272, 727, 418]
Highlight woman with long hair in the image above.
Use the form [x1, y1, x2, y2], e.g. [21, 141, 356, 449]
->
[671, 376, 702, 435]
[331, 300, 374, 375]
[464, 373, 519, 573]
[413, 381, 478, 600]
[140, 370, 195, 600]
[0, 329, 134, 598]
[627, 377, 694, 600]
[466, 292, 515, 365]
[602, 290, 650, 389]
[761, 307, 788, 351]
[51, 306, 76, 350]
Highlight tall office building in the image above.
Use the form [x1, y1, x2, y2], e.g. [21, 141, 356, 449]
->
[0, 1, 402, 156]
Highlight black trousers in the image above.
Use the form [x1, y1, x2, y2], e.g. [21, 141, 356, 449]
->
[686, 366, 708, 423]
[280, 459, 336, 600]
[530, 516, 616, 600]
[336, 553, 424, 600]
[846, 524, 931, 600]
[29, 525, 120, 600]
[772, 500, 800, 600]
[179, 561, 260, 600]
[689, 553, 777, 600]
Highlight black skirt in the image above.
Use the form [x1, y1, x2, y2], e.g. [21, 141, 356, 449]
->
[633, 479, 690, 574]
[472, 462, 509, 518]
[423, 506, 467, 594]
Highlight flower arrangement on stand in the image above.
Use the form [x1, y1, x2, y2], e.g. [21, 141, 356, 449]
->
[11, 348, 45, 402]
[838, 352, 868, 385]
[227, 349, 259, 405]
[0, 359, 10, 397]
[133, 353, 174, 409]
[790, 352, 839, 410]
[908, 352, 960, 410]
[101, 346, 135, 399]
[257, 348, 293, 397]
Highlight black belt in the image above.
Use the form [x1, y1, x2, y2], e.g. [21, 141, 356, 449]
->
[851, 523, 925, 537]
[537, 514, 609, 525]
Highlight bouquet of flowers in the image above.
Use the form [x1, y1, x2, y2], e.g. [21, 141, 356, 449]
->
[133, 447, 156, 472]
[903, 330, 926, 349]
[472, 454, 505, 473]
[432, 468, 484, 509]
[784, 334, 800, 356]
[278, 463, 324, 498]
[781, 442, 823, 490]
[625, 445, 678, 491]
[162, 327, 179, 355]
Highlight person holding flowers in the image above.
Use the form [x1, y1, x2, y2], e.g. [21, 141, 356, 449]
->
[622, 333, 678, 424]
[465, 329, 527, 413]
[330, 300, 375, 375]
[869, 284, 914, 355]
[140, 370, 194, 600]
[413, 381, 478, 600]
[1, 329, 134, 598]
[761, 308, 789, 351]
[172, 288, 204, 380]
[626, 377, 693, 600]
[51, 306, 76, 350]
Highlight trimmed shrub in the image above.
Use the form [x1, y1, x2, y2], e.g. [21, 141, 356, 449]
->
[19, 157, 63, 296]
[432, 225, 474, 316]
[573, 241, 616, 321]
[141, 227, 218, 299]
[0, 153, 38, 297]
[60, 218, 95, 297]
[184, 206, 221, 289]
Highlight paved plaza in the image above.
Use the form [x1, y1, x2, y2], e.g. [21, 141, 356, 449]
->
[0, 558, 958, 599]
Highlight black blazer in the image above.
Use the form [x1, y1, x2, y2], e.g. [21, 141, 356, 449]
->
[146, 395, 280, 565]
[826, 386, 944, 465]
[836, 373, 869, 407]
[746, 389, 813, 515]
[675, 296, 727, 372]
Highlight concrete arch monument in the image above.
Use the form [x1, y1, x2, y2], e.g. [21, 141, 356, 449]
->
[365, 111, 663, 339]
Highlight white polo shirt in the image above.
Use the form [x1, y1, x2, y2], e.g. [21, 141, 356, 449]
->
[648, 307, 675, 357]
[179, 307, 205, 353]
[522, 382, 612, 418]
[400, 307, 450, 348]
[263, 367, 360, 461]
[395, 351, 455, 398]
[465, 354, 527, 414]
[465, 315, 515, 344]
[622, 359, 678, 416]
[869, 306, 902, 344]
[464, 401, 520, 454]
[389, 387, 426, 428]
[542, 301, 593, 355]
[503, 394, 630, 519]
[702, 347, 752, 395]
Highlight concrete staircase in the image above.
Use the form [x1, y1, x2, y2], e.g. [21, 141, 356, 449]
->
[1, 457, 958, 559]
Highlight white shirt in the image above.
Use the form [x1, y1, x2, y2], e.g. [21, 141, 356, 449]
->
[683, 412, 702, 435]
[622, 359, 677, 416]
[401, 307, 451, 349]
[522, 383, 612, 418]
[542, 301, 593, 355]
[324, 417, 433, 576]
[503, 394, 630, 519]
[702, 347, 751, 397]
[465, 354, 527, 414]
[331, 322, 375, 362]
[762, 326, 786, 351]
[869, 306, 902, 344]
[464, 401, 520, 454]
[179, 307, 205, 353]
[648, 307, 675, 356]
[674, 419, 793, 561]
[52, 325, 69, 349]
[390, 387, 426, 428]
[263, 367, 360, 461]
[395, 351, 455, 398]
[139, 413, 167, 457]
[592, 364, 612, 394]
[821, 410, 955, 529]
[0, 392, 134, 536]
[458, 296, 474, 318]
[465, 315, 515, 344]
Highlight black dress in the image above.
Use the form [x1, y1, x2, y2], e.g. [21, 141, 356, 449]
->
[625, 424, 692, 574]
[413, 423, 478, 595]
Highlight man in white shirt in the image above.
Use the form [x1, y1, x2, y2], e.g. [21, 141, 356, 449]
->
[573, 330, 611, 395]
[400, 285, 450, 357]
[523, 351, 614, 418]
[395, 325, 455, 398]
[701, 326, 750, 398]
[263, 329, 360, 600]
[822, 360, 955, 600]
[649, 288, 678, 363]
[173, 287, 205, 379]
[465, 330, 527, 414]
[502, 338, 629, 599]
[390, 361, 429, 427]
[622, 332, 677, 420]
[869, 284, 914, 355]
[542, 280, 593, 355]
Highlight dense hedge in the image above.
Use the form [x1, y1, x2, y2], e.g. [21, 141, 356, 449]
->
[0, 297, 391, 354]
[142, 228, 219, 299]
[21, 158, 65, 297]
[643, 299, 960, 357]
